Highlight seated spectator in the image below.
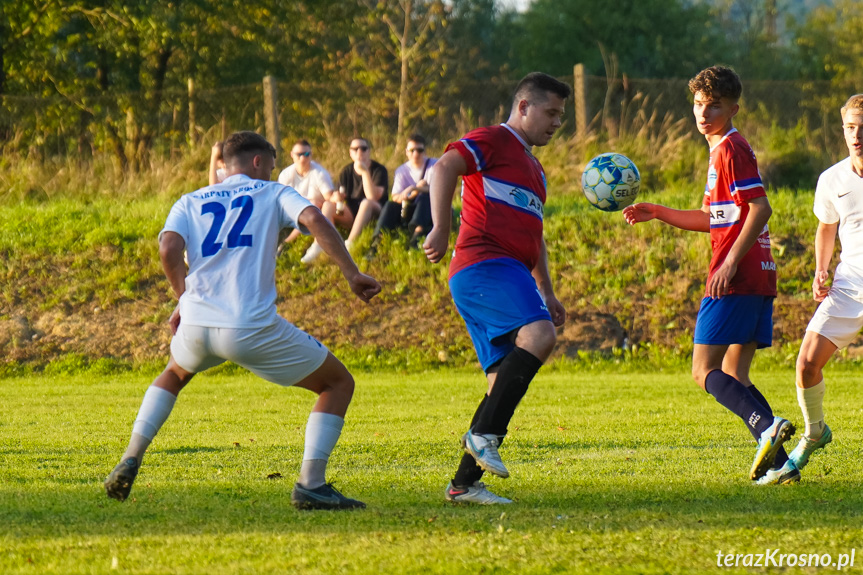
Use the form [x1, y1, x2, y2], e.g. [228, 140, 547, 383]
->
[367, 135, 436, 257]
[209, 141, 227, 185]
[333, 137, 388, 250]
[277, 139, 337, 263]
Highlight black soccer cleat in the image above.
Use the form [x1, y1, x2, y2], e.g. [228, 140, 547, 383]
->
[104, 457, 139, 502]
[291, 482, 366, 510]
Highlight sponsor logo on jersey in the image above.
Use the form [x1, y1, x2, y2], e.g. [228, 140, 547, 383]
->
[709, 200, 740, 228]
[761, 261, 776, 271]
[707, 164, 718, 190]
[483, 176, 544, 220]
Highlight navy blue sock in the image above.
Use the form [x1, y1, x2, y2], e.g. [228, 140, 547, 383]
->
[704, 370, 773, 436]
[747, 385, 789, 468]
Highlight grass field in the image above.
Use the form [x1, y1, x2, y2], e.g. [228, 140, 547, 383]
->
[1, 367, 861, 574]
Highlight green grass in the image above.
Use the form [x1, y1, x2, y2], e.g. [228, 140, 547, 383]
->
[1, 368, 861, 574]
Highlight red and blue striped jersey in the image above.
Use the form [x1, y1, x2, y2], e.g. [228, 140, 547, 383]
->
[702, 128, 776, 296]
[447, 124, 547, 278]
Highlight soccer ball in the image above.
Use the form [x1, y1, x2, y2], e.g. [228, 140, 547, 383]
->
[581, 153, 641, 212]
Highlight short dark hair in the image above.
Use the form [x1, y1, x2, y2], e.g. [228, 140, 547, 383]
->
[512, 72, 572, 107]
[407, 134, 426, 146]
[351, 136, 370, 148]
[223, 131, 276, 167]
[688, 66, 742, 101]
[293, 139, 311, 149]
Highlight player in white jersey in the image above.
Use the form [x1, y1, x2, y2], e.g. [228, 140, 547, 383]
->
[105, 131, 381, 509]
[788, 94, 863, 472]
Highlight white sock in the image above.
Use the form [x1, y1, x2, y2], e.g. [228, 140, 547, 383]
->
[298, 412, 344, 489]
[123, 386, 177, 460]
[797, 380, 826, 438]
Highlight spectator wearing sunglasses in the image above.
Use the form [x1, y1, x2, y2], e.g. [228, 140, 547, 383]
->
[277, 140, 338, 263]
[335, 137, 389, 250]
[367, 134, 437, 258]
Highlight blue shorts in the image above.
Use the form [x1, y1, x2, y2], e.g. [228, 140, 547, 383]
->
[694, 294, 774, 348]
[450, 258, 552, 371]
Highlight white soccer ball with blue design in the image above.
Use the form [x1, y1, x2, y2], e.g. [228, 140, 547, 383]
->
[581, 153, 641, 212]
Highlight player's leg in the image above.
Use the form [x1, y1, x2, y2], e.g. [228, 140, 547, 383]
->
[470, 319, 554, 443]
[447, 369, 512, 504]
[724, 342, 798, 485]
[450, 259, 553, 484]
[290, 355, 364, 510]
[104, 356, 196, 502]
[226, 319, 363, 510]
[788, 330, 837, 469]
[692, 296, 794, 480]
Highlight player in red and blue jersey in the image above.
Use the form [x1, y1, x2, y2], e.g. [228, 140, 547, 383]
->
[623, 66, 797, 485]
[425, 72, 570, 504]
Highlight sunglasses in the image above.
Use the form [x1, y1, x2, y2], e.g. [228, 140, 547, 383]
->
[408, 147, 425, 153]
[350, 145, 369, 152]
[292, 151, 311, 157]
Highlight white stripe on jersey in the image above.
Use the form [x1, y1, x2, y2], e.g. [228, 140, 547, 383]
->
[709, 200, 741, 229]
[460, 139, 483, 171]
[483, 176, 544, 220]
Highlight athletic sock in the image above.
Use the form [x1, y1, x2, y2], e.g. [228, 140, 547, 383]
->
[704, 370, 773, 436]
[124, 385, 177, 461]
[453, 396, 488, 488]
[298, 412, 344, 489]
[797, 380, 826, 438]
[746, 384, 789, 468]
[472, 347, 543, 437]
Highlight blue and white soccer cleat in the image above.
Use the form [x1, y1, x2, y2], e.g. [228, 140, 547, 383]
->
[788, 425, 832, 470]
[445, 481, 512, 505]
[750, 417, 796, 481]
[755, 460, 801, 485]
[461, 431, 509, 478]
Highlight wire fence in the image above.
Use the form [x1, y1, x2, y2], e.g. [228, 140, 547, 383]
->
[0, 71, 846, 164]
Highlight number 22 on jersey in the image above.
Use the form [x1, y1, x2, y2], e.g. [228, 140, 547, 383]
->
[201, 195, 254, 257]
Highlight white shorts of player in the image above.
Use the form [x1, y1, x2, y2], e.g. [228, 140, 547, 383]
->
[171, 316, 329, 386]
[807, 286, 863, 349]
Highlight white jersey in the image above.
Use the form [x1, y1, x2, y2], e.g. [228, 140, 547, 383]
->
[161, 174, 313, 328]
[277, 161, 334, 205]
[814, 157, 863, 289]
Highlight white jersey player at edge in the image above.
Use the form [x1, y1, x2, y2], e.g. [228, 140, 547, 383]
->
[789, 94, 863, 472]
[104, 131, 381, 510]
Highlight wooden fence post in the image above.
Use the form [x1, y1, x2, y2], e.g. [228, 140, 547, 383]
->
[574, 63, 588, 139]
[188, 78, 196, 146]
[263, 75, 280, 157]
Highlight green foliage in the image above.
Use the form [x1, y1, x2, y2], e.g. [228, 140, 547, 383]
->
[1, 369, 862, 573]
[506, 0, 726, 78]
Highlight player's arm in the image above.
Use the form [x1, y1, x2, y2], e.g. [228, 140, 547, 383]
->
[297, 206, 381, 302]
[706, 196, 772, 299]
[159, 231, 187, 299]
[159, 231, 187, 334]
[812, 221, 838, 302]
[424, 149, 466, 263]
[532, 238, 565, 327]
[622, 203, 709, 232]
[208, 143, 221, 186]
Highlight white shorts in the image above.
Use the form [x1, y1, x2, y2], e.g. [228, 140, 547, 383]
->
[170, 317, 329, 386]
[806, 287, 863, 349]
